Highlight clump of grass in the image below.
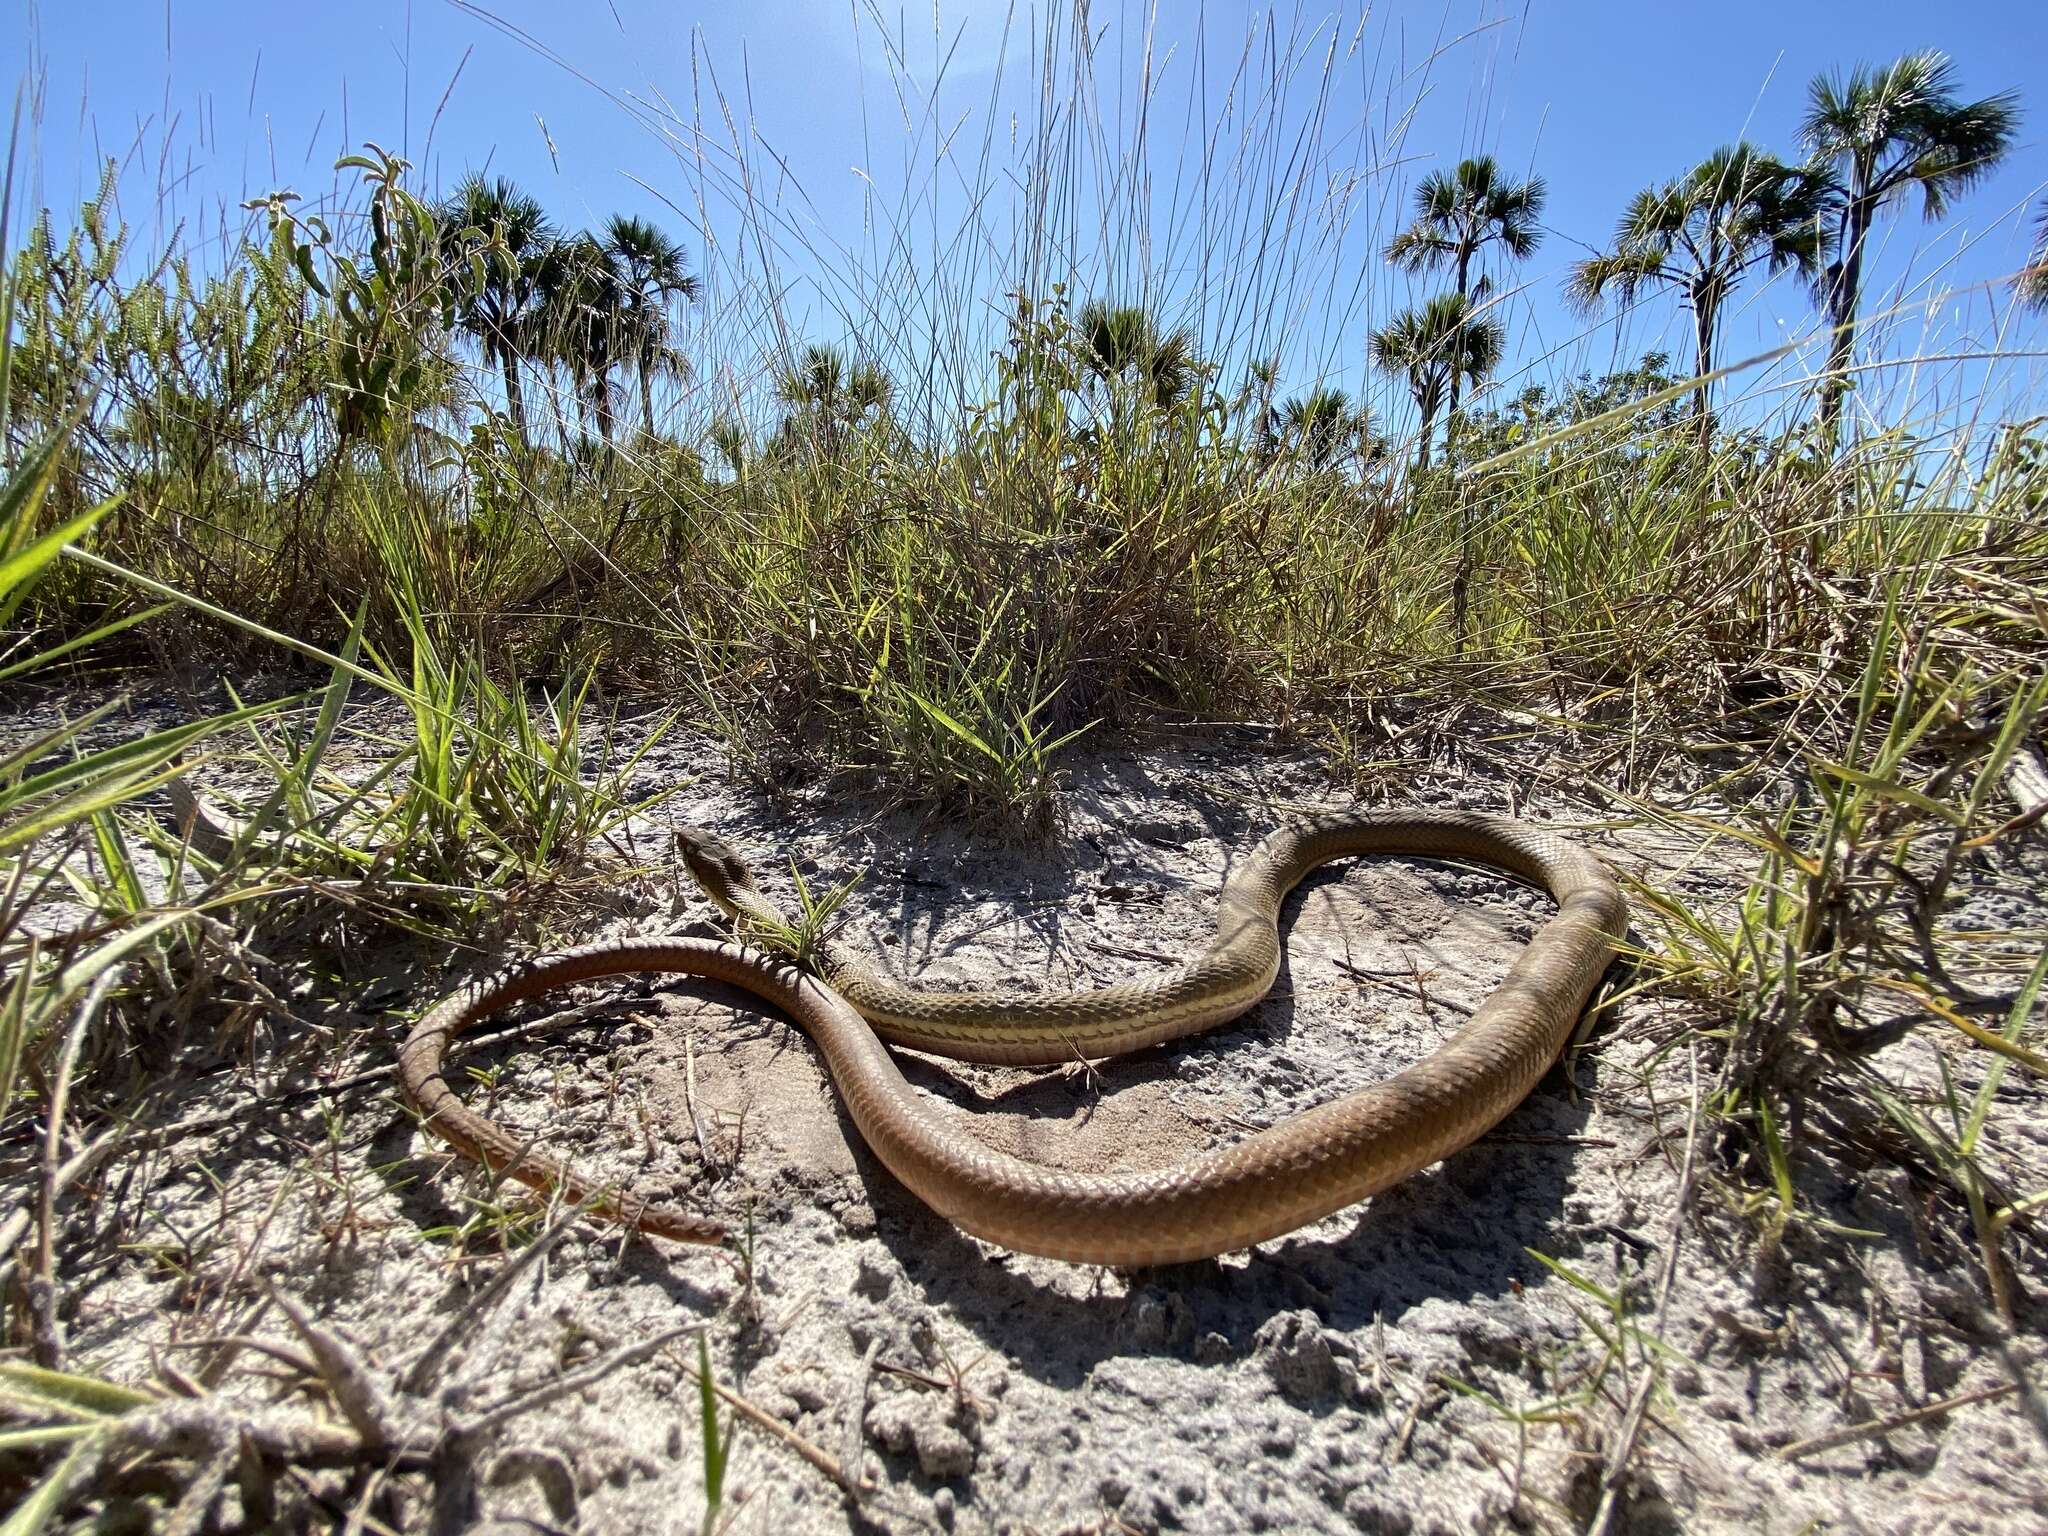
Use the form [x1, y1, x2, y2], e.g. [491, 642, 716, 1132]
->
[353, 557, 684, 904]
[722, 855, 863, 973]
[1633, 585, 2047, 1317]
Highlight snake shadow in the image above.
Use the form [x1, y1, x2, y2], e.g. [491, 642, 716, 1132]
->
[855, 1084, 1600, 1397]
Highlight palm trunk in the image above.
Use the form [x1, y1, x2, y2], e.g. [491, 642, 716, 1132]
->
[552, 368, 574, 457]
[1816, 199, 1869, 447]
[1692, 297, 1717, 440]
[1445, 242, 1476, 433]
[640, 364, 656, 441]
[1415, 385, 1438, 475]
[1442, 242, 1472, 652]
[499, 346, 528, 448]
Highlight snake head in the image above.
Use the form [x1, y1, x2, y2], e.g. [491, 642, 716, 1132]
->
[675, 825, 753, 915]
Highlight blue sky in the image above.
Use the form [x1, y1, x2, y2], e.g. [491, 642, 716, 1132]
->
[16, 2, 2048, 442]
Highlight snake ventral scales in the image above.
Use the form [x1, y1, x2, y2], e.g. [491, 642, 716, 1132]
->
[396, 808, 1626, 1266]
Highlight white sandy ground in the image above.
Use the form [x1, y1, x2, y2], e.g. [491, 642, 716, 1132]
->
[17, 698, 2048, 1533]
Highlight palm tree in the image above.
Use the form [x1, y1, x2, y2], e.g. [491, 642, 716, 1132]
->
[775, 343, 891, 458]
[526, 238, 582, 444]
[1077, 301, 1202, 417]
[438, 175, 553, 446]
[707, 417, 749, 481]
[1370, 293, 1504, 473]
[1278, 387, 1369, 472]
[533, 235, 630, 446]
[1567, 145, 1827, 425]
[602, 214, 701, 439]
[1802, 52, 2019, 442]
[2020, 200, 2048, 311]
[635, 339, 692, 441]
[1385, 156, 1545, 426]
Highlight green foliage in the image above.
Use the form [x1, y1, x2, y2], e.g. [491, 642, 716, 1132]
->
[0, 414, 281, 1113]
[1383, 154, 1547, 440]
[1371, 293, 1504, 472]
[0, 1362, 162, 1536]
[1455, 353, 1690, 462]
[1385, 155, 1547, 284]
[1633, 588, 2048, 1313]
[439, 173, 556, 445]
[1801, 51, 2022, 437]
[1568, 145, 1828, 419]
[772, 342, 892, 461]
[605, 213, 700, 440]
[7, 144, 2043, 847]
[1276, 386, 1377, 472]
[248, 143, 461, 444]
[6, 156, 438, 645]
[697, 1334, 734, 1536]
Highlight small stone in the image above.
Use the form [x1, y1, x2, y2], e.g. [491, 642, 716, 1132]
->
[1123, 1285, 1191, 1350]
[1253, 1309, 1346, 1402]
[867, 1394, 977, 1480]
[1343, 1489, 1414, 1534]
[933, 1487, 957, 1526]
[786, 1376, 830, 1414]
[853, 1256, 895, 1300]
[1194, 1331, 1233, 1365]
[1890, 1435, 1938, 1474]
[1130, 1486, 1189, 1529]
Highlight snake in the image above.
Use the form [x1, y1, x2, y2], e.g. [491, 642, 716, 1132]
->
[396, 808, 1627, 1266]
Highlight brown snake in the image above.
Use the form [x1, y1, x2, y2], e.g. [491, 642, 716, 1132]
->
[396, 809, 1626, 1266]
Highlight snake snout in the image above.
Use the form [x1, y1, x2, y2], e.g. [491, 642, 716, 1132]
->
[676, 826, 753, 907]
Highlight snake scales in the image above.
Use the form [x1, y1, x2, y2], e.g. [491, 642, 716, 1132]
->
[396, 809, 1626, 1266]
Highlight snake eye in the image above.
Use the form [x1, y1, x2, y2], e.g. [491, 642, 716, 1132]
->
[678, 828, 742, 880]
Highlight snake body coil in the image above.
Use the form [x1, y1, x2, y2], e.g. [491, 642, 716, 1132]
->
[398, 808, 1626, 1266]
